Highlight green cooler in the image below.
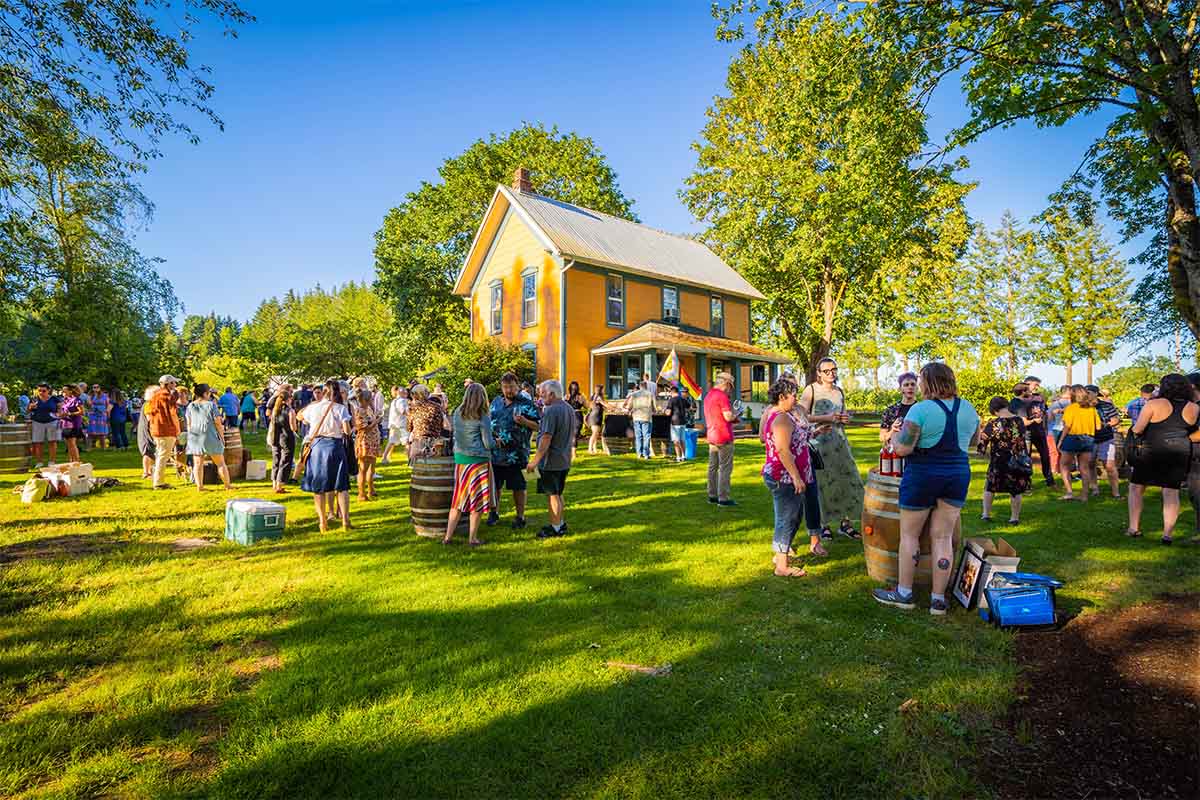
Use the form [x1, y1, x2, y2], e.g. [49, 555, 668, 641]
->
[224, 499, 286, 545]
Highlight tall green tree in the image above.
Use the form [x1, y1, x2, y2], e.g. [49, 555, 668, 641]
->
[716, 1, 1200, 340]
[1029, 205, 1134, 384]
[1100, 354, 1179, 404]
[235, 283, 404, 386]
[961, 212, 1037, 378]
[373, 123, 636, 372]
[685, 13, 971, 379]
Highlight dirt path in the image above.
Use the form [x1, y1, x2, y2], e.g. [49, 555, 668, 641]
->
[981, 594, 1200, 799]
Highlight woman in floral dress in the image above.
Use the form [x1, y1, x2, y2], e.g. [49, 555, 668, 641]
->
[977, 396, 1032, 523]
[87, 384, 110, 449]
[798, 358, 864, 540]
[350, 380, 382, 501]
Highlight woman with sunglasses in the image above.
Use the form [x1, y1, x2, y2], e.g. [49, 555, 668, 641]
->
[798, 357, 864, 541]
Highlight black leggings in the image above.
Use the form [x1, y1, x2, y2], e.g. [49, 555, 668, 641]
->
[1026, 423, 1053, 479]
[272, 438, 295, 485]
[111, 422, 128, 449]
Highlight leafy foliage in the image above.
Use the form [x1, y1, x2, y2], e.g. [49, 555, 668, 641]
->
[685, 12, 970, 380]
[1099, 355, 1184, 405]
[714, 0, 1200, 340]
[373, 123, 635, 365]
[424, 338, 533, 411]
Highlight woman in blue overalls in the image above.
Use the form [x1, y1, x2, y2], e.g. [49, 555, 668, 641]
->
[873, 363, 980, 615]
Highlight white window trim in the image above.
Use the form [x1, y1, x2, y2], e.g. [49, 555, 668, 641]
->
[521, 268, 538, 328]
[606, 274, 625, 328]
[710, 295, 724, 336]
[662, 285, 679, 322]
[489, 280, 503, 335]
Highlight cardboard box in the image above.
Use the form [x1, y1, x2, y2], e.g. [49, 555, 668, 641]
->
[965, 537, 1021, 611]
[40, 462, 93, 496]
[244, 459, 267, 481]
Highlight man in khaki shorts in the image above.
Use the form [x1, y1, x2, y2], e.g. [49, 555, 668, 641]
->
[29, 383, 62, 468]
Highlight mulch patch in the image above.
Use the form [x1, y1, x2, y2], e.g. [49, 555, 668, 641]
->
[0, 534, 126, 564]
[980, 593, 1200, 799]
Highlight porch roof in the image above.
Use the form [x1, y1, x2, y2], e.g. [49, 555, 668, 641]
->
[590, 322, 793, 365]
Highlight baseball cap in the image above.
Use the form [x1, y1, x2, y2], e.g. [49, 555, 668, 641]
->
[1084, 384, 1100, 394]
[158, 374, 180, 385]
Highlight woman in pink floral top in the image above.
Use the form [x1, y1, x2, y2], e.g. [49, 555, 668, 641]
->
[761, 377, 826, 577]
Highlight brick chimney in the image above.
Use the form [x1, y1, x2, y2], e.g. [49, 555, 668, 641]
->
[512, 167, 534, 194]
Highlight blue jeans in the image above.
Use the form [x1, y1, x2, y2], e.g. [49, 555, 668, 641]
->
[634, 420, 652, 457]
[764, 475, 822, 554]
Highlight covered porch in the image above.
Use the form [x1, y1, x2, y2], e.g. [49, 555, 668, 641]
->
[589, 321, 793, 405]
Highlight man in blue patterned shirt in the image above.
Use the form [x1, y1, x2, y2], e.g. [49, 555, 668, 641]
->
[1124, 383, 1156, 426]
[488, 372, 541, 529]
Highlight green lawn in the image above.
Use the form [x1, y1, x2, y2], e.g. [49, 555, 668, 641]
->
[1, 427, 1196, 799]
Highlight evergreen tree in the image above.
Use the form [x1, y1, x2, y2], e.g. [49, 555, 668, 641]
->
[1029, 205, 1133, 384]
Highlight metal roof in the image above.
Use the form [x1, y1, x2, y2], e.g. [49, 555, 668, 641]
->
[501, 186, 765, 300]
[591, 322, 792, 364]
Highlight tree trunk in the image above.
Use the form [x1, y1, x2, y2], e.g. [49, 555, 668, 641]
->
[1065, 362, 1073, 384]
[1166, 177, 1200, 340]
[1086, 357, 1093, 384]
[902, 353, 910, 372]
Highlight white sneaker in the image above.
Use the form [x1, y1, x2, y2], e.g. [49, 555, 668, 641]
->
[32, 462, 43, 470]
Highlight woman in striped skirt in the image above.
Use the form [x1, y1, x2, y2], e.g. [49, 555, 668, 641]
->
[444, 382, 495, 547]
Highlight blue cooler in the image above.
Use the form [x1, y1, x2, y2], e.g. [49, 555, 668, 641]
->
[980, 572, 1062, 627]
[225, 499, 286, 545]
[684, 429, 699, 460]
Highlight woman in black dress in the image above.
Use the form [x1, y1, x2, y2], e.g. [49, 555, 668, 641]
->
[586, 387, 605, 455]
[268, 384, 297, 494]
[566, 381, 585, 436]
[1127, 373, 1200, 543]
[977, 396, 1032, 523]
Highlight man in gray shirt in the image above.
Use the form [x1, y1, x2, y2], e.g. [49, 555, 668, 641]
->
[527, 379, 576, 538]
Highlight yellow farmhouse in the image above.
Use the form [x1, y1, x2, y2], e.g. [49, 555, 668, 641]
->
[452, 169, 791, 402]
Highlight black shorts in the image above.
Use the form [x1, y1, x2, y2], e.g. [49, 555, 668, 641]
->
[62, 428, 85, 440]
[537, 468, 569, 496]
[226, 415, 239, 428]
[241, 411, 255, 422]
[492, 463, 527, 492]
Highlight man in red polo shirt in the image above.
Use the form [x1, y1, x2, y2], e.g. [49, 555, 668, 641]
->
[704, 371, 739, 506]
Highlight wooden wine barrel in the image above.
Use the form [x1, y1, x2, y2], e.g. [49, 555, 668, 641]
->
[601, 414, 634, 455]
[0, 422, 32, 473]
[861, 469, 962, 586]
[410, 454, 467, 538]
[223, 427, 245, 479]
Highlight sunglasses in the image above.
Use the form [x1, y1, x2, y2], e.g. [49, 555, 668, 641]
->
[819, 368, 838, 374]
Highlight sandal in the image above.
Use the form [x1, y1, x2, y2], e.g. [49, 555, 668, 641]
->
[838, 522, 862, 541]
[809, 542, 828, 557]
[773, 564, 807, 578]
[1124, 529, 1142, 538]
[819, 526, 834, 541]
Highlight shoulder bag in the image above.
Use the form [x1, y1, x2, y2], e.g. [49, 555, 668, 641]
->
[293, 401, 334, 481]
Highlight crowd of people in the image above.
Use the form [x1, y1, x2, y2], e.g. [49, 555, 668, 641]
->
[6, 361, 1197, 610]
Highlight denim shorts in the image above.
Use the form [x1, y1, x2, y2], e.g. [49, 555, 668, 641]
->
[1094, 439, 1115, 462]
[1060, 434, 1095, 454]
[898, 461, 970, 511]
[670, 424, 687, 442]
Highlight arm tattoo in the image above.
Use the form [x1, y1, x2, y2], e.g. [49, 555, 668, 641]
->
[896, 420, 921, 448]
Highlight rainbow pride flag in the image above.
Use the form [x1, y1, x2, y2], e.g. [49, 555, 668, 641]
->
[659, 348, 702, 397]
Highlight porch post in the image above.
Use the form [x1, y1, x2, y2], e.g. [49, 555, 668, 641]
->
[696, 353, 708, 423]
[769, 363, 779, 383]
[732, 358, 742, 400]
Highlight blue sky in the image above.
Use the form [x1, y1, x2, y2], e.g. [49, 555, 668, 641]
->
[134, 0, 1173, 384]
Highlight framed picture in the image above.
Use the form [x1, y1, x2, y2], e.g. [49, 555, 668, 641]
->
[953, 549, 984, 608]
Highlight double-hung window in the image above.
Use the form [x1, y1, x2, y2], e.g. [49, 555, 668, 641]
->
[662, 286, 679, 323]
[521, 269, 537, 327]
[710, 296, 724, 337]
[489, 281, 502, 334]
[606, 275, 624, 326]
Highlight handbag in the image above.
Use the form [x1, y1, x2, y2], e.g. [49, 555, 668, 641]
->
[293, 401, 335, 480]
[1124, 432, 1148, 469]
[808, 444, 825, 470]
[1007, 452, 1033, 477]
